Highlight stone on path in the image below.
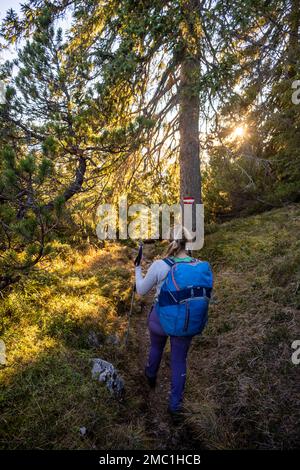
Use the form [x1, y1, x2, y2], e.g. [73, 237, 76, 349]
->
[91, 358, 125, 399]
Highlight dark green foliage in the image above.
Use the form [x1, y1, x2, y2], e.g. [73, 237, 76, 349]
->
[203, 0, 300, 220]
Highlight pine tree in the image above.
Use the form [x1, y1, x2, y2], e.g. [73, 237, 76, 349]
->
[0, 4, 150, 282]
[1, 1, 228, 214]
[204, 0, 300, 218]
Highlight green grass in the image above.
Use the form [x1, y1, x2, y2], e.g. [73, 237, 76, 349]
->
[0, 243, 142, 449]
[185, 204, 300, 449]
[1, 204, 300, 449]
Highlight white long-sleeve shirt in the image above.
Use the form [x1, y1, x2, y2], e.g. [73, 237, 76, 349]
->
[135, 260, 170, 298]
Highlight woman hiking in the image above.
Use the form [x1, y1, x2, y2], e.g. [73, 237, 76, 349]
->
[135, 226, 213, 419]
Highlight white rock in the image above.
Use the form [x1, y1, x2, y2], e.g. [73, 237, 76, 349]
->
[91, 358, 125, 399]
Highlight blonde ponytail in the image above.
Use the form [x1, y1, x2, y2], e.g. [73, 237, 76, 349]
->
[165, 225, 193, 258]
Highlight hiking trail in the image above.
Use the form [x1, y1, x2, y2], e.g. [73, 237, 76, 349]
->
[127, 244, 202, 450]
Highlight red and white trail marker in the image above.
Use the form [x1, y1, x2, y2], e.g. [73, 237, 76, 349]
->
[183, 197, 195, 205]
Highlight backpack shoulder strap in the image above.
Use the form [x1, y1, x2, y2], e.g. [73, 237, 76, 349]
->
[162, 257, 175, 268]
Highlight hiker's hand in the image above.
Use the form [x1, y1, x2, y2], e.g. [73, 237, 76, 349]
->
[134, 243, 143, 266]
[134, 252, 142, 266]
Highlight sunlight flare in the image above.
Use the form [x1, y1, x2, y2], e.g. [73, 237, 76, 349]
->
[231, 125, 246, 139]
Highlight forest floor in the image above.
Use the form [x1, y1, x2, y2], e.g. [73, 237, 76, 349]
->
[1, 204, 300, 449]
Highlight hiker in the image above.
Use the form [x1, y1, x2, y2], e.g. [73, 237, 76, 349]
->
[135, 227, 213, 418]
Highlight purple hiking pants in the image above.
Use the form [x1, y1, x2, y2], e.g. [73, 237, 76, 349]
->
[145, 304, 193, 412]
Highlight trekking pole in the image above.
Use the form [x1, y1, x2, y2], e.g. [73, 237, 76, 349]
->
[124, 241, 143, 347]
[124, 283, 136, 347]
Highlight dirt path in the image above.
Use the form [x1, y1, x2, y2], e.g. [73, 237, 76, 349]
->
[128, 245, 201, 450]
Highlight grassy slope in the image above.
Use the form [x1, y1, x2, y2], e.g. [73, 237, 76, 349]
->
[0, 204, 299, 449]
[0, 244, 138, 449]
[187, 204, 300, 449]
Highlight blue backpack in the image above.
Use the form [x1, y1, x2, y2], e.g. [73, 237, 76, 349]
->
[156, 258, 213, 336]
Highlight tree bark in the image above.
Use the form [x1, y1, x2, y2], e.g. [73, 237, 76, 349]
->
[178, 0, 202, 231]
[179, 56, 201, 205]
[45, 154, 86, 210]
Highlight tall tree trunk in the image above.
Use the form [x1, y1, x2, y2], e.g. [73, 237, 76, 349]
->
[179, 56, 201, 204]
[178, 0, 201, 231]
